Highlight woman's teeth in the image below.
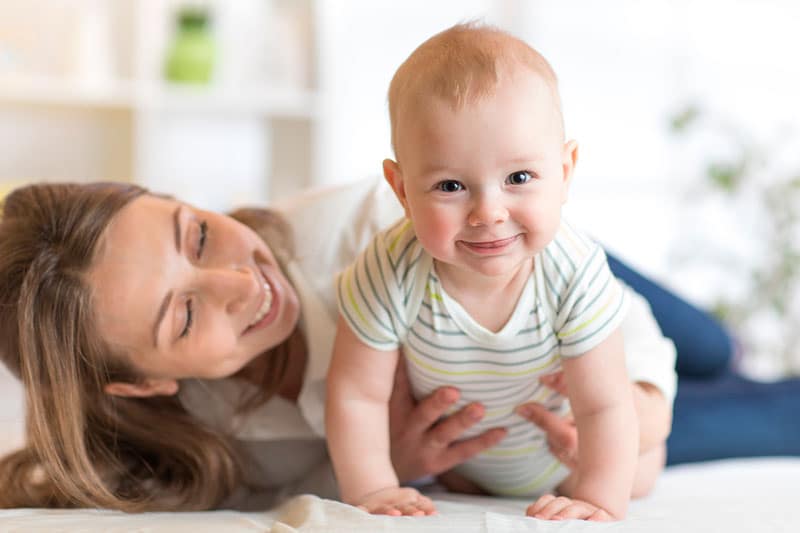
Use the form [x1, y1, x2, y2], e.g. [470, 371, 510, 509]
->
[250, 283, 273, 326]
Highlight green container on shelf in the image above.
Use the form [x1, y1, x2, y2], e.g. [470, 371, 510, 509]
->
[164, 7, 215, 84]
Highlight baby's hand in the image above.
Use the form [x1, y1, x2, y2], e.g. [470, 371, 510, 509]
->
[355, 486, 436, 516]
[526, 494, 613, 521]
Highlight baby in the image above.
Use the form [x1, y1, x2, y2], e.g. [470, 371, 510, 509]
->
[326, 23, 638, 520]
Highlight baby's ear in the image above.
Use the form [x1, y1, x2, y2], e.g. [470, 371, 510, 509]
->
[383, 159, 410, 214]
[560, 140, 579, 203]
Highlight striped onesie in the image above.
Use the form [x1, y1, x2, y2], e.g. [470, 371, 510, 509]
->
[336, 218, 628, 497]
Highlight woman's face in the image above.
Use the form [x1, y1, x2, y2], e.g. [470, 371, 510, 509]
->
[89, 194, 300, 390]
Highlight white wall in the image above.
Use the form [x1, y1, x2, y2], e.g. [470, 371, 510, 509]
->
[312, 0, 520, 186]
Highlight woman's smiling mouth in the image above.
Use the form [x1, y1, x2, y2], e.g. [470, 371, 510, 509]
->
[243, 265, 280, 335]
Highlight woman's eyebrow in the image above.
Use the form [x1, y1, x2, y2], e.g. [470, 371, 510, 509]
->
[173, 205, 182, 254]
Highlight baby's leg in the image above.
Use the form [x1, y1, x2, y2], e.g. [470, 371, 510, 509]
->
[631, 443, 665, 498]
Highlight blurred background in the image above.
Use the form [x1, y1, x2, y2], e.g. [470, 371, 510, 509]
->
[1, 0, 800, 449]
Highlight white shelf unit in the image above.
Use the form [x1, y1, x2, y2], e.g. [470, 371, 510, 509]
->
[0, 0, 319, 210]
[0, 77, 319, 117]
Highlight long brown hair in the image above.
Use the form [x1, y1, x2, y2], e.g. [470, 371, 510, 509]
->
[0, 183, 293, 511]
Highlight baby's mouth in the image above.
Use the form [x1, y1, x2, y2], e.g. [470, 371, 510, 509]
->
[462, 235, 519, 248]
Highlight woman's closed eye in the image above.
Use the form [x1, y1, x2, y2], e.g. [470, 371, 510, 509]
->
[180, 298, 194, 338]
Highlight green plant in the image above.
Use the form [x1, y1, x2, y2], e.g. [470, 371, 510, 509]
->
[670, 106, 800, 376]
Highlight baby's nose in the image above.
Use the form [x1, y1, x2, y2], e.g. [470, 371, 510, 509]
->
[468, 197, 508, 226]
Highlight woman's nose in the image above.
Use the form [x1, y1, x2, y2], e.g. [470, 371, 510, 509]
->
[468, 195, 509, 227]
[199, 266, 257, 314]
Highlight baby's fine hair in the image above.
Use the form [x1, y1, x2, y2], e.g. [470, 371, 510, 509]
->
[387, 22, 563, 155]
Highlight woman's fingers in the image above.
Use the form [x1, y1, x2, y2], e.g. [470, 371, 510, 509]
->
[433, 426, 508, 472]
[515, 403, 578, 468]
[539, 371, 568, 395]
[427, 402, 485, 448]
[390, 358, 461, 437]
[390, 382, 506, 480]
[405, 386, 462, 438]
[515, 404, 576, 450]
[388, 358, 509, 480]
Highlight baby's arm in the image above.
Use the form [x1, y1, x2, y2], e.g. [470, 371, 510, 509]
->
[529, 329, 637, 521]
[325, 316, 435, 516]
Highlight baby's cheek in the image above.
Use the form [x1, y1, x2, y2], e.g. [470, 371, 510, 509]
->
[416, 226, 456, 260]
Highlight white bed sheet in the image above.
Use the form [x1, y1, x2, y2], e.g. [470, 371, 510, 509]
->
[0, 457, 798, 532]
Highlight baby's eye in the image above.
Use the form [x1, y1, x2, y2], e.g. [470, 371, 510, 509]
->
[436, 180, 464, 193]
[507, 171, 533, 185]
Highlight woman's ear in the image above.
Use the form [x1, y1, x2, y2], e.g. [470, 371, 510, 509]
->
[383, 158, 410, 215]
[104, 378, 179, 398]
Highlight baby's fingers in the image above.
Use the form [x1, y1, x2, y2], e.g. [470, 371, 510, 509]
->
[587, 508, 614, 521]
[417, 494, 436, 514]
[526, 494, 555, 517]
[361, 504, 402, 516]
[527, 495, 573, 520]
[398, 496, 436, 516]
[553, 502, 602, 521]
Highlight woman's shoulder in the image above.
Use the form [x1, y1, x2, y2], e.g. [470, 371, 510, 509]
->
[274, 177, 400, 231]
[275, 177, 404, 275]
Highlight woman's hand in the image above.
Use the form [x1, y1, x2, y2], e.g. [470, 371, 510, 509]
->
[388, 357, 507, 482]
[515, 372, 579, 469]
[517, 372, 672, 469]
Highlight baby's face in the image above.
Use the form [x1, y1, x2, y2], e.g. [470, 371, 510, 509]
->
[390, 68, 575, 282]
